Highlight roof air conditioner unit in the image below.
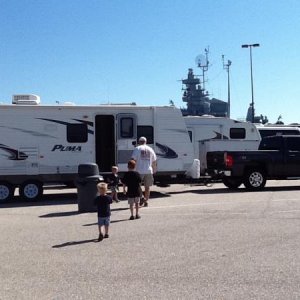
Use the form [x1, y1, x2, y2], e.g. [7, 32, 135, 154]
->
[12, 94, 41, 105]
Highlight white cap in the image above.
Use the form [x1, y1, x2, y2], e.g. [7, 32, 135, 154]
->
[139, 136, 147, 143]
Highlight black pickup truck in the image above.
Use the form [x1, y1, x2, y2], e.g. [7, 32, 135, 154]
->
[206, 135, 300, 190]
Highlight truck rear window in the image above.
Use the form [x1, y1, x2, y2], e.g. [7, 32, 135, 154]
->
[259, 137, 282, 150]
[286, 138, 300, 151]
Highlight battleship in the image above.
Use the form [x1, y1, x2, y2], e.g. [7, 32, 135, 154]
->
[180, 68, 228, 117]
[180, 48, 228, 117]
[180, 50, 269, 123]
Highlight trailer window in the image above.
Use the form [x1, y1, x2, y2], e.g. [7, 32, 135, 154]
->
[230, 128, 246, 139]
[67, 124, 88, 143]
[137, 126, 154, 144]
[120, 117, 134, 138]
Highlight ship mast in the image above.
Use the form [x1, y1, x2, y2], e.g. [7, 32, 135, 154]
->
[196, 47, 210, 91]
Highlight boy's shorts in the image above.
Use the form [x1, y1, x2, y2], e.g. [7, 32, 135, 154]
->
[128, 197, 140, 205]
[140, 174, 154, 187]
[98, 217, 110, 226]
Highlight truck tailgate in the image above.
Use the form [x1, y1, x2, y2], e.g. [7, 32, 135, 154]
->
[206, 151, 226, 169]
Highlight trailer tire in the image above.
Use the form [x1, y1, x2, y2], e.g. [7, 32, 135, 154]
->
[20, 181, 43, 201]
[222, 177, 243, 189]
[243, 169, 266, 190]
[0, 181, 14, 203]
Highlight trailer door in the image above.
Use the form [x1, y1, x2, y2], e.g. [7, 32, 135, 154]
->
[117, 113, 137, 171]
[95, 115, 115, 172]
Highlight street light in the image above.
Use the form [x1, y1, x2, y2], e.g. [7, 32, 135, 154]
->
[222, 55, 232, 118]
[241, 43, 260, 123]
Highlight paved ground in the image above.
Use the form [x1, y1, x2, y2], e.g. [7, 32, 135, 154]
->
[1, 180, 300, 299]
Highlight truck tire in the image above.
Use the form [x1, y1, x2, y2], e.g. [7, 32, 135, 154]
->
[222, 177, 242, 189]
[0, 181, 14, 202]
[243, 169, 266, 190]
[20, 181, 43, 201]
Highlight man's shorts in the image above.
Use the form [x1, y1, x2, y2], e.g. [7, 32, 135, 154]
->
[128, 197, 140, 205]
[110, 185, 119, 193]
[140, 174, 154, 187]
[98, 217, 110, 226]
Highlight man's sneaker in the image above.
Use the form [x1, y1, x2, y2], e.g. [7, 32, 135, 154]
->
[143, 202, 148, 207]
[104, 234, 109, 238]
[135, 214, 141, 219]
[129, 216, 134, 220]
[98, 233, 104, 242]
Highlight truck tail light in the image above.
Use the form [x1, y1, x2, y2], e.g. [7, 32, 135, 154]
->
[224, 153, 233, 167]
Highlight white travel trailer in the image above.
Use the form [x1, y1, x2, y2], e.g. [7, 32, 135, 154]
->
[0, 96, 195, 202]
[184, 116, 261, 174]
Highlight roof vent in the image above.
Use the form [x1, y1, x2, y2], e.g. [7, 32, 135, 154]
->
[12, 94, 41, 105]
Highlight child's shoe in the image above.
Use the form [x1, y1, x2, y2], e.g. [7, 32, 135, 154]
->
[139, 197, 145, 206]
[104, 234, 109, 238]
[98, 233, 104, 242]
[129, 216, 134, 220]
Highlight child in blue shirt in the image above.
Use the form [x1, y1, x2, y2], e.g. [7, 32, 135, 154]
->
[94, 183, 112, 241]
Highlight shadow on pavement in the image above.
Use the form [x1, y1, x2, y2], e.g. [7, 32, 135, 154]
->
[167, 184, 300, 195]
[83, 218, 129, 227]
[1, 191, 168, 208]
[2, 185, 300, 209]
[119, 191, 170, 200]
[149, 191, 170, 199]
[167, 188, 245, 195]
[39, 207, 129, 218]
[39, 211, 80, 218]
[52, 238, 99, 248]
[1, 192, 78, 208]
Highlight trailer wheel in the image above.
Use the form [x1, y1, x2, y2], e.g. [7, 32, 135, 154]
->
[20, 181, 43, 201]
[0, 181, 14, 202]
[222, 177, 242, 189]
[243, 169, 266, 190]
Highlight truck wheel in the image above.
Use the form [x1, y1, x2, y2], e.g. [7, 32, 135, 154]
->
[243, 169, 266, 190]
[222, 177, 242, 189]
[0, 181, 14, 202]
[20, 181, 43, 201]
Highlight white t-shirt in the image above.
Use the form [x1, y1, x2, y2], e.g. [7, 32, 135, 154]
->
[131, 144, 157, 174]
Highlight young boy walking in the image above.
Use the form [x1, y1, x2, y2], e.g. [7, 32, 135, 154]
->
[122, 160, 142, 220]
[94, 183, 112, 241]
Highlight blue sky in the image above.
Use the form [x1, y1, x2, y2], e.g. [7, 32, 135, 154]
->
[1, 0, 299, 124]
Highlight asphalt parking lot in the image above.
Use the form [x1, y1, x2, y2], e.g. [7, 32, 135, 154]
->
[1, 180, 300, 299]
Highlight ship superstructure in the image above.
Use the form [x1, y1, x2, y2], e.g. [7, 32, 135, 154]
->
[181, 68, 228, 117]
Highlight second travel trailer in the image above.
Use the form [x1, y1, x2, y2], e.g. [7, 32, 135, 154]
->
[0, 95, 195, 202]
[184, 116, 262, 175]
[255, 124, 300, 138]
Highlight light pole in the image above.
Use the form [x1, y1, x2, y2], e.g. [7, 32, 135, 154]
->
[241, 43, 260, 123]
[222, 55, 232, 118]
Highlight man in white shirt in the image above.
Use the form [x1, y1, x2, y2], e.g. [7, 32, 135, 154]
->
[131, 136, 157, 207]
